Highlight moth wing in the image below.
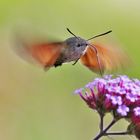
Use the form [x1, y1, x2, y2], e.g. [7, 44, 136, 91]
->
[29, 43, 65, 68]
[13, 36, 65, 69]
[80, 43, 129, 74]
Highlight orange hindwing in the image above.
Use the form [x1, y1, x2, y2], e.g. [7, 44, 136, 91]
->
[80, 43, 129, 74]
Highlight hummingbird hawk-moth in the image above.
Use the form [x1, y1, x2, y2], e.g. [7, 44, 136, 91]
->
[13, 28, 128, 75]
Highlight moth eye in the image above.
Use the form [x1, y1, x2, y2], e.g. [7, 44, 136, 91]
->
[77, 44, 81, 47]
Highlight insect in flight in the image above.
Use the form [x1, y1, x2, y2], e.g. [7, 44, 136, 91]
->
[13, 28, 128, 75]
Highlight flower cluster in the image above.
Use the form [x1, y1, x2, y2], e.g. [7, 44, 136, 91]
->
[75, 75, 140, 138]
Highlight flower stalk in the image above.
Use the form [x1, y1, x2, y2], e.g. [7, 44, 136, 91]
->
[105, 131, 129, 135]
[93, 118, 117, 140]
[99, 112, 104, 132]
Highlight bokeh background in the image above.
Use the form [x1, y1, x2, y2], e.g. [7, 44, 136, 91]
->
[0, 0, 140, 140]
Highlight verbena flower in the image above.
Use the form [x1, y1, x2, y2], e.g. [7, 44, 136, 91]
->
[117, 105, 130, 116]
[75, 75, 140, 139]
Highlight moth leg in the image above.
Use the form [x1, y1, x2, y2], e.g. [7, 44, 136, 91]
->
[72, 58, 80, 65]
[54, 63, 62, 67]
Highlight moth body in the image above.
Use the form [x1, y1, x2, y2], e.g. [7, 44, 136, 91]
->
[54, 37, 88, 67]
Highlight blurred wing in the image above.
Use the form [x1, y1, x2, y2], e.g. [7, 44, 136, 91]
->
[80, 43, 129, 74]
[13, 37, 65, 69]
[28, 43, 64, 68]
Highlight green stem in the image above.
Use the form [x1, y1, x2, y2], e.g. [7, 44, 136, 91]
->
[93, 119, 117, 140]
[105, 131, 129, 136]
[99, 112, 104, 132]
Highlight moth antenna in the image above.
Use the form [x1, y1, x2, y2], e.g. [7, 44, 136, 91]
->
[88, 44, 103, 76]
[87, 30, 112, 41]
[66, 28, 79, 39]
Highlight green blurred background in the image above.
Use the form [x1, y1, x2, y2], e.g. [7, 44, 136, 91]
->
[0, 0, 140, 140]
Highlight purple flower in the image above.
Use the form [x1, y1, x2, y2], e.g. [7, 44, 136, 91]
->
[106, 86, 115, 92]
[85, 82, 94, 89]
[118, 88, 127, 95]
[106, 94, 122, 105]
[126, 93, 138, 102]
[103, 75, 113, 80]
[74, 88, 83, 94]
[75, 75, 140, 120]
[134, 107, 140, 116]
[117, 105, 130, 116]
[133, 78, 140, 86]
[110, 96, 122, 106]
[118, 75, 131, 83]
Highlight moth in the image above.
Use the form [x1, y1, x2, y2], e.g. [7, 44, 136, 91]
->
[13, 28, 128, 75]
